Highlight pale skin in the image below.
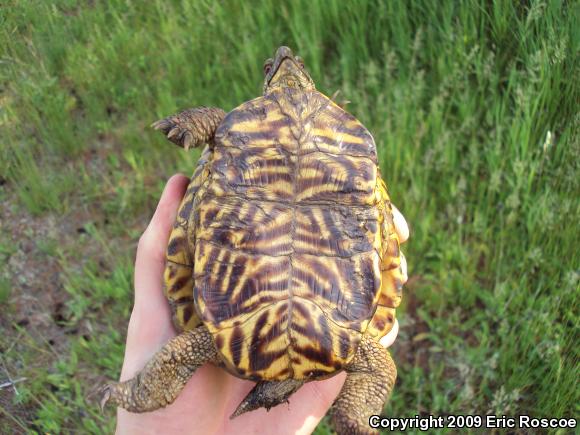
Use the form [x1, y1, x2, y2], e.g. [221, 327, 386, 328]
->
[116, 174, 410, 435]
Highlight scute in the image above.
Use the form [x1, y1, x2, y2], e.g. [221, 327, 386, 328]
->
[164, 146, 213, 332]
[191, 88, 393, 381]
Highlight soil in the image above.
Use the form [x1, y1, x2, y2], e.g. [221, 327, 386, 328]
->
[0, 186, 97, 432]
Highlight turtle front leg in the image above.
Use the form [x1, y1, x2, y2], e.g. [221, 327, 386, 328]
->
[329, 335, 396, 435]
[100, 326, 219, 413]
[152, 106, 226, 150]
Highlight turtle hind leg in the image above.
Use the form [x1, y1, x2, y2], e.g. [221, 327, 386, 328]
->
[230, 379, 304, 419]
[152, 106, 226, 150]
[100, 326, 219, 413]
[329, 335, 396, 435]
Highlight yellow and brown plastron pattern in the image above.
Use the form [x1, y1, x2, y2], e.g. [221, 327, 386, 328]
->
[169, 87, 402, 381]
[164, 146, 214, 332]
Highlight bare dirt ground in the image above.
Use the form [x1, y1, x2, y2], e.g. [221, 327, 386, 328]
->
[0, 180, 122, 432]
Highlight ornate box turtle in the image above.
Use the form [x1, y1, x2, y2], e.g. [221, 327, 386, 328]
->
[101, 46, 404, 435]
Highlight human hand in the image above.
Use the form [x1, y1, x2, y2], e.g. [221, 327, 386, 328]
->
[116, 174, 409, 435]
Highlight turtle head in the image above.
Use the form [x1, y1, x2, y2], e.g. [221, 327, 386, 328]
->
[263, 46, 315, 94]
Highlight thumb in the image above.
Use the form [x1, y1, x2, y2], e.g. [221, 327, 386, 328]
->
[121, 174, 190, 380]
[134, 174, 190, 309]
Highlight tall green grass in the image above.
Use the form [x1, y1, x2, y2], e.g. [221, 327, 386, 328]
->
[1, 0, 578, 433]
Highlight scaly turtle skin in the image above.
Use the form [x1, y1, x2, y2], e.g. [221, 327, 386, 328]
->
[100, 46, 404, 435]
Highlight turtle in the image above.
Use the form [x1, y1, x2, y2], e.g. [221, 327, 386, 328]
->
[100, 46, 404, 435]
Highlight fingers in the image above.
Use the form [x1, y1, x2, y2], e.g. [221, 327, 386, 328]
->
[379, 319, 399, 348]
[380, 205, 406, 349]
[392, 205, 409, 244]
[400, 252, 408, 283]
[392, 204, 409, 283]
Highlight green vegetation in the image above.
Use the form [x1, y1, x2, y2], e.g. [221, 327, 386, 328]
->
[1, 0, 578, 433]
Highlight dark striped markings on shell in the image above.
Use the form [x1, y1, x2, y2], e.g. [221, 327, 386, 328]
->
[192, 88, 390, 381]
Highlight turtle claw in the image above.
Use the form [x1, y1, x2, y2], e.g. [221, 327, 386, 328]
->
[98, 384, 113, 412]
[167, 126, 181, 140]
[151, 118, 171, 132]
[86, 382, 115, 412]
[151, 116, 193, 149]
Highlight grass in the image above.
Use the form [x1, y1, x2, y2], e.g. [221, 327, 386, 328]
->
[1, 0, 579, 433]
